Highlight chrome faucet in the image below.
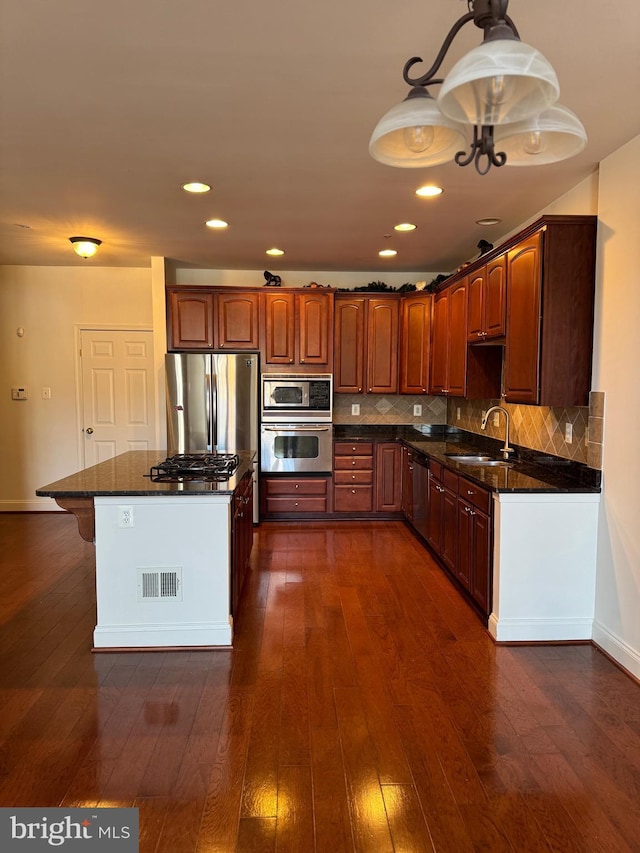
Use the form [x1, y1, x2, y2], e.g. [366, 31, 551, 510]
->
[481, 405, 515, 459]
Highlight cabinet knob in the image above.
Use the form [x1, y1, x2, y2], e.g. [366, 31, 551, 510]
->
[295, 483, 299, 489]
[351, 489, 356, 494]
[352, 460, 356, 466]
[352, 474, 356, 479]
[295, 502, 299, 506]
[466, 489, 475, 495]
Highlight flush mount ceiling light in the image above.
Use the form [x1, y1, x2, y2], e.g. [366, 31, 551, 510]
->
[369, 0, 586, 175]
[476, 217, 502, 225]
[182, 181, 211, 193]
[69, 236, 102, 258]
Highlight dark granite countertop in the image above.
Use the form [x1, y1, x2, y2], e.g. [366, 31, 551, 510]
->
[333, 425, 601, 494]
[36, 451, 256, 498]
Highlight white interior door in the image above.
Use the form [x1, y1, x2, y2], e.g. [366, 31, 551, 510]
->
[80, 329, 156, 467]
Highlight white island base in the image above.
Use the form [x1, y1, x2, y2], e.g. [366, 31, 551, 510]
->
[93, 495, 232, 649]
[488, 491, 601, 643]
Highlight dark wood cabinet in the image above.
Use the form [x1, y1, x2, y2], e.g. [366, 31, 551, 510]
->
[504, 217, 597, 406]
[401, 445, 414, 521]
[167, 288, 214, 350]
[334, 295, 398, 394]
[400, 293, 431, 394]
[333, 441, 374, 512]
[467, 255, 506, 342]
[261, 476, 329, 516]
[215, 291, 260, 350]
[375, 442, 402, 512]
[429, 279, 468, 396]
[297, 291, 332, 367]
[263, 291, 295, 365]
[232, 471, 254, 615]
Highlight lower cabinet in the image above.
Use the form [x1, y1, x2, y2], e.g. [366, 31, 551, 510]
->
[232, 471, 254, 615]
[262, 476, 330, 517]
[414, 460, 493, 619]
[334, 441, 374, 512]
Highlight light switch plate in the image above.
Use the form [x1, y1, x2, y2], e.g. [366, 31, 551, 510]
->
[565, 422, 573, 444]
[351, 403, 360, 416]
[413, 404, 422, 416]
[11, 387, 28, 400]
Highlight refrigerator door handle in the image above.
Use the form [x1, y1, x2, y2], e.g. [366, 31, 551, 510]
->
[205, 373, 213, 452]
[210, 373, 218, 450]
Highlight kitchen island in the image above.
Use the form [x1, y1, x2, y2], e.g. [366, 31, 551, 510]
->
[37, 451, 255, 650]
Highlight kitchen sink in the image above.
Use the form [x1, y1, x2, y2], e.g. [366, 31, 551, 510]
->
[444, 454, 513, 467]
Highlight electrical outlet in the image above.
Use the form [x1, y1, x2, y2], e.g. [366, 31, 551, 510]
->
[565, 422, 573, 444]
[456, 407, 461, 421]
[41, 387, 51, 399]
[413, 404, 422, 417]
[118, 506, 134, 528]
[351, 403, 360, 416]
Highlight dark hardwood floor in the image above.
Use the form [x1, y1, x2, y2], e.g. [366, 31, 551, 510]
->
[1, 512, 640, 851]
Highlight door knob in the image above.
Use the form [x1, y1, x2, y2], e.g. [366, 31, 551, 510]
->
[85, 427, 94, 435]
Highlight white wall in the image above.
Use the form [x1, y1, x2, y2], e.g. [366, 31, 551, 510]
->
[0, 266, 153, 510]
[590, 135, 640, 678]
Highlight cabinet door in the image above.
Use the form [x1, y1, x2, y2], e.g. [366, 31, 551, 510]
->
[504, 233, 542, 403]
[400, 294, 431, 394]
[441, 487, 459, 572]
[167, 289, 214, 350]
[215, 292, 260, 350]
[334, 297, 366, 393]
[484, 255, 507, 338]
[470, 508, 491, 615]
[427, 474, 443, 552]
[264, 292, 295, 364]
[446, 278, 468, 397]
[375, 442, 402, 512]
[297, 292, 332, 366]
[457, 500, 474, 592]
[467, 270, 486, 342]
[429, 290, 449, 394]
[367, 299, 399, 393]
[401, 447, 414, 520]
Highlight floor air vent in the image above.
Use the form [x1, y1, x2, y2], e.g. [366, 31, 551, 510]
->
[137, 568, 183, 602]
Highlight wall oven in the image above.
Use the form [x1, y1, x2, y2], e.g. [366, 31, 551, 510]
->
[260, 423, 333, 474]
[261, 374, 332, 423]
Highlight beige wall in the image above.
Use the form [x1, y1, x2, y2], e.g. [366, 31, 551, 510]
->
[0, 266, 153, 510]
[590, 135, 640, 677]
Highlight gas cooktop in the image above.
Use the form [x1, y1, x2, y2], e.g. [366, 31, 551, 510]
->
[147, 453, 240, 482]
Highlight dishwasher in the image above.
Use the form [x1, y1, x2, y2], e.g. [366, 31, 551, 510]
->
[411, 451, 430, 542]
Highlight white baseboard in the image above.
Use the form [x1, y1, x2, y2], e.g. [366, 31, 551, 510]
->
[592, 620, 640, 681]
[93, 620, 232, 649]
[488, 614, 593, 643]
[0, 499, 62, 512]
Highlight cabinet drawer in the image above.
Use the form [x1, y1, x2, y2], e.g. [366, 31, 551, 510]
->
[334, 470, 373, 485]
[334, 441, 373, 456]
[443, 467, 459, 493]
[458, 476, 491, 514]
[334, 456, 373, 471]
[265, 496, 328, 514]
[334, 485, 373, 512]
[264, 478, 328, 497]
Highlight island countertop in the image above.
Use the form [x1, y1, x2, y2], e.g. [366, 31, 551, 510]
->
[36, 451, 256, 498]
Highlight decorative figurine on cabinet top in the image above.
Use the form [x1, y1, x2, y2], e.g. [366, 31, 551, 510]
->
[263, 270, 282, 286]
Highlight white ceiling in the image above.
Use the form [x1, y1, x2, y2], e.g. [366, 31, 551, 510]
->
[1, 0, 639, 275]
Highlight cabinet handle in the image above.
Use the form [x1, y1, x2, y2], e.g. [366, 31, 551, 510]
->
[352, 446, 357, 451]
[466, 489, 475, 495]
[295, 483, 299, 489]
[358, 387, 362, 392]
[351, 489, 356, 494]
[352, 460, 356, 466]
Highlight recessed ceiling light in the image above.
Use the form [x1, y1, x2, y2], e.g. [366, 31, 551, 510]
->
[394, 223, 417, 232]
[476, 217, 502, 226]
[266, 247, 285, 256]
[205, 219, 228, 229]
[415, 185, 443, 198]
[182, 182, 211, 193]
[379, 249, 398, 257]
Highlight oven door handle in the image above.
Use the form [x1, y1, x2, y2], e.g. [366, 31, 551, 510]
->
[262, 426, 331, 432]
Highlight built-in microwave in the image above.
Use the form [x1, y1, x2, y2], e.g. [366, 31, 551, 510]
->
[261, 374, 332, 422]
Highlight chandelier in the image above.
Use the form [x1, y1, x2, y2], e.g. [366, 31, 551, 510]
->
[369, 0, 587, 175]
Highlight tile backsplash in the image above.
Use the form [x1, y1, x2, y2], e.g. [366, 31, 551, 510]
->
[446, 392, 605, 469]
[333, 394, 447, 426]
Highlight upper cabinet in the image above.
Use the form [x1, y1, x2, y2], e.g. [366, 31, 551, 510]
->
[297, 291, 333, 367]
[400, 293, 431, 394]
[467, 255, 506, 342]
[167, 289, 215, 349]
[430, 278, 468, 397]
[215, 291, 260, 350]
[263, 291, 295, 364]
[503, 217, 597, 406]
[334, 295, 398, 394]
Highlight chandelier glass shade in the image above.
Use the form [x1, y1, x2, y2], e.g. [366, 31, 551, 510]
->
[369, 0, 586, 175]
[69, 236, 102, 258]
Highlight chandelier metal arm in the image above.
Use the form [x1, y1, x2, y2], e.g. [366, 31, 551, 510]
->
[403, 11, 474, 87]
[454, 125, 507, 175]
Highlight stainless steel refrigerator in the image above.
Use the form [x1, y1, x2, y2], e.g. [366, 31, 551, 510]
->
[165, 352, 259, 516]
